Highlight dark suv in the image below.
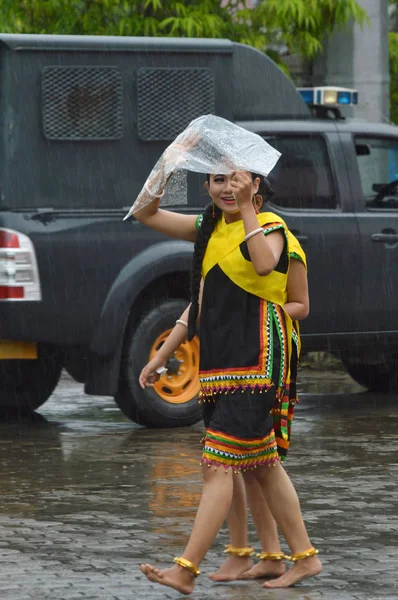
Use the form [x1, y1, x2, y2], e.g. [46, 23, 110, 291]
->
[0, 34, 397, 428]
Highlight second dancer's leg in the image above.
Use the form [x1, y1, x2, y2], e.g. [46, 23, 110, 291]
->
[208, 474, 254, 581]
[240, 476, 286, 579]
[243, 464, 322, 589]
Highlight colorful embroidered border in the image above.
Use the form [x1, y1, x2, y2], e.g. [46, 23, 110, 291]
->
[195, 214, 203, 231]
[201, 428, 280, 472]
[265, 299, 273, 380]
[199, 379, 275, 402]
[262, 223, 286, 237]
[270, 303, 288, 391]
[291, 326, 299, 350]
[199, 300, 286, 400]
[272, 401, 295, 461]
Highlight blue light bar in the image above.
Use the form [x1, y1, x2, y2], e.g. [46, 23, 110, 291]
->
[297, 86, 358, 107]
[337, 91, 352, 104]
[298, 89, 315, 104]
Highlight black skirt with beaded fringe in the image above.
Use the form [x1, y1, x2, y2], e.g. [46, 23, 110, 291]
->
[198, 264, 290, 472]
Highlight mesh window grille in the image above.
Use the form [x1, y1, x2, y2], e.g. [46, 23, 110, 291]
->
[42, 66, 124, 141]
[137, 68, 215, 141]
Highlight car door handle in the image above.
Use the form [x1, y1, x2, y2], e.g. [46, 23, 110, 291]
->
[292, 231, 308, 244]
[371, 233, 398, 243]
[290, 232, 308, 243]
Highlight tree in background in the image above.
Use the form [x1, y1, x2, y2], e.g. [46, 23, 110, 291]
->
[391, 31, 398, 123]
[0, 0, 368, 64]
[9, 0, 396, 115]
[390, 1, 398, 123]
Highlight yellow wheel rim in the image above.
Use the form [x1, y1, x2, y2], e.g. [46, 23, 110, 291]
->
[149, 329, 200, 404]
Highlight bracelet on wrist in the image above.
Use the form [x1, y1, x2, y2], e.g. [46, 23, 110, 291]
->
[176, 319, 188, 328]
[156, 367, 168, 375]
[244, 227, 264, 242]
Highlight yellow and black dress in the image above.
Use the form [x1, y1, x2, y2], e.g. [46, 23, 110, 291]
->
[196, 212, 293, 473]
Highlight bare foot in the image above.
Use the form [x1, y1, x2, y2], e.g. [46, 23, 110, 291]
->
[208, 555, 253, 582]
[239, 559, 286, 579]
[140, 563, 195, 595]
[262, 555, 322, 588]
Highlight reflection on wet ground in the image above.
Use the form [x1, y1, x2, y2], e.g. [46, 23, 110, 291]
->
[0, 367, 397, 599]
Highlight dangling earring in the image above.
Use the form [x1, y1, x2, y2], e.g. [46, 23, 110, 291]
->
[212, 202, 216, 219]
[253, 195, 259, 214]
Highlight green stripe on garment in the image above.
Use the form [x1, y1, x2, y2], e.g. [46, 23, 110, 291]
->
[289, 251, 305, 264]
[271, 304, 285, 390]
[267, 304, 274, 379]
[262, 223, 285, 236]
[195, 214, 203, 231]
[206, 432, 274, 450]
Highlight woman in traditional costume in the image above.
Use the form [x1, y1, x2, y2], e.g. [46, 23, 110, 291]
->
[127, 117, 321, 594]
[208, 235, 309, 583]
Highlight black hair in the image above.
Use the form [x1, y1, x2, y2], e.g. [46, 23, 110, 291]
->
[187, 172, 275, 340]
[187, 202, 222, 340]
[256, 174, 275, 200]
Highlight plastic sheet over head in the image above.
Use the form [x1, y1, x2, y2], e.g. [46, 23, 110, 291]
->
[124, 114, 281, 219]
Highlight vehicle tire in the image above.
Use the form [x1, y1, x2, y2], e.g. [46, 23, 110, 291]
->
[342, 359, 398, 393]
[115, 299, 202, 428]
[64, 350, 87, 383]
[0, 346, 63, 413]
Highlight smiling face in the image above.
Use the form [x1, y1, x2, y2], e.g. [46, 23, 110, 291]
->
[206, 173, 260, 222]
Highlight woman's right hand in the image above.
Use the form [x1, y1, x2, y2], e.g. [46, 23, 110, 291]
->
[139, 355, 168, 389]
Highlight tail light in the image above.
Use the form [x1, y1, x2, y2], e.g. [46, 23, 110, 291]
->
[0, 228, 41, 301]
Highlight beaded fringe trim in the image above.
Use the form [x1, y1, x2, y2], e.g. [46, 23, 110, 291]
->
[200, 456, 280, 474]
[201, 428, 280, 473]
[198, 381, 285, 402]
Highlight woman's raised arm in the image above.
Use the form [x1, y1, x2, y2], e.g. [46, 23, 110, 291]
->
[131, 132, 202, 242]
[134, 199, 198, 242]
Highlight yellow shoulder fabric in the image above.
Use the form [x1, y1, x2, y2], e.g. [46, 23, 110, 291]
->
[203, 212, 289, 298]
[288, 232, 307, 269]
[286, 231, 308, 358]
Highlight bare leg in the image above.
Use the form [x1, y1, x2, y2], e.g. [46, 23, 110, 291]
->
[244, 464, 322, 588]
[140, 465, 234, 595]
[239, 477, 286, 579]
[208, 474, 254, 581]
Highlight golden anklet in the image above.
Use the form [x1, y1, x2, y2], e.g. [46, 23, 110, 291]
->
[289, 547, 319, 562]
[173, 556, 200, 577]
[224, 544, 254, 557]
[256, 551, 288, 561]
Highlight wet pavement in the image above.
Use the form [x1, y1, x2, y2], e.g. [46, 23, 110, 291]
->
[0, 366, 398, 600]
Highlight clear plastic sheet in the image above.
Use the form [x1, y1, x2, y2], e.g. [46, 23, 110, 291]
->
[124, 114, 281, 219]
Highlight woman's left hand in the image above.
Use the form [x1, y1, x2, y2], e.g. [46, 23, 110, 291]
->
[230, 171, 254, 210]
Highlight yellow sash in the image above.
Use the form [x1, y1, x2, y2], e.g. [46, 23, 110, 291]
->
[203, 212, 288, 302]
